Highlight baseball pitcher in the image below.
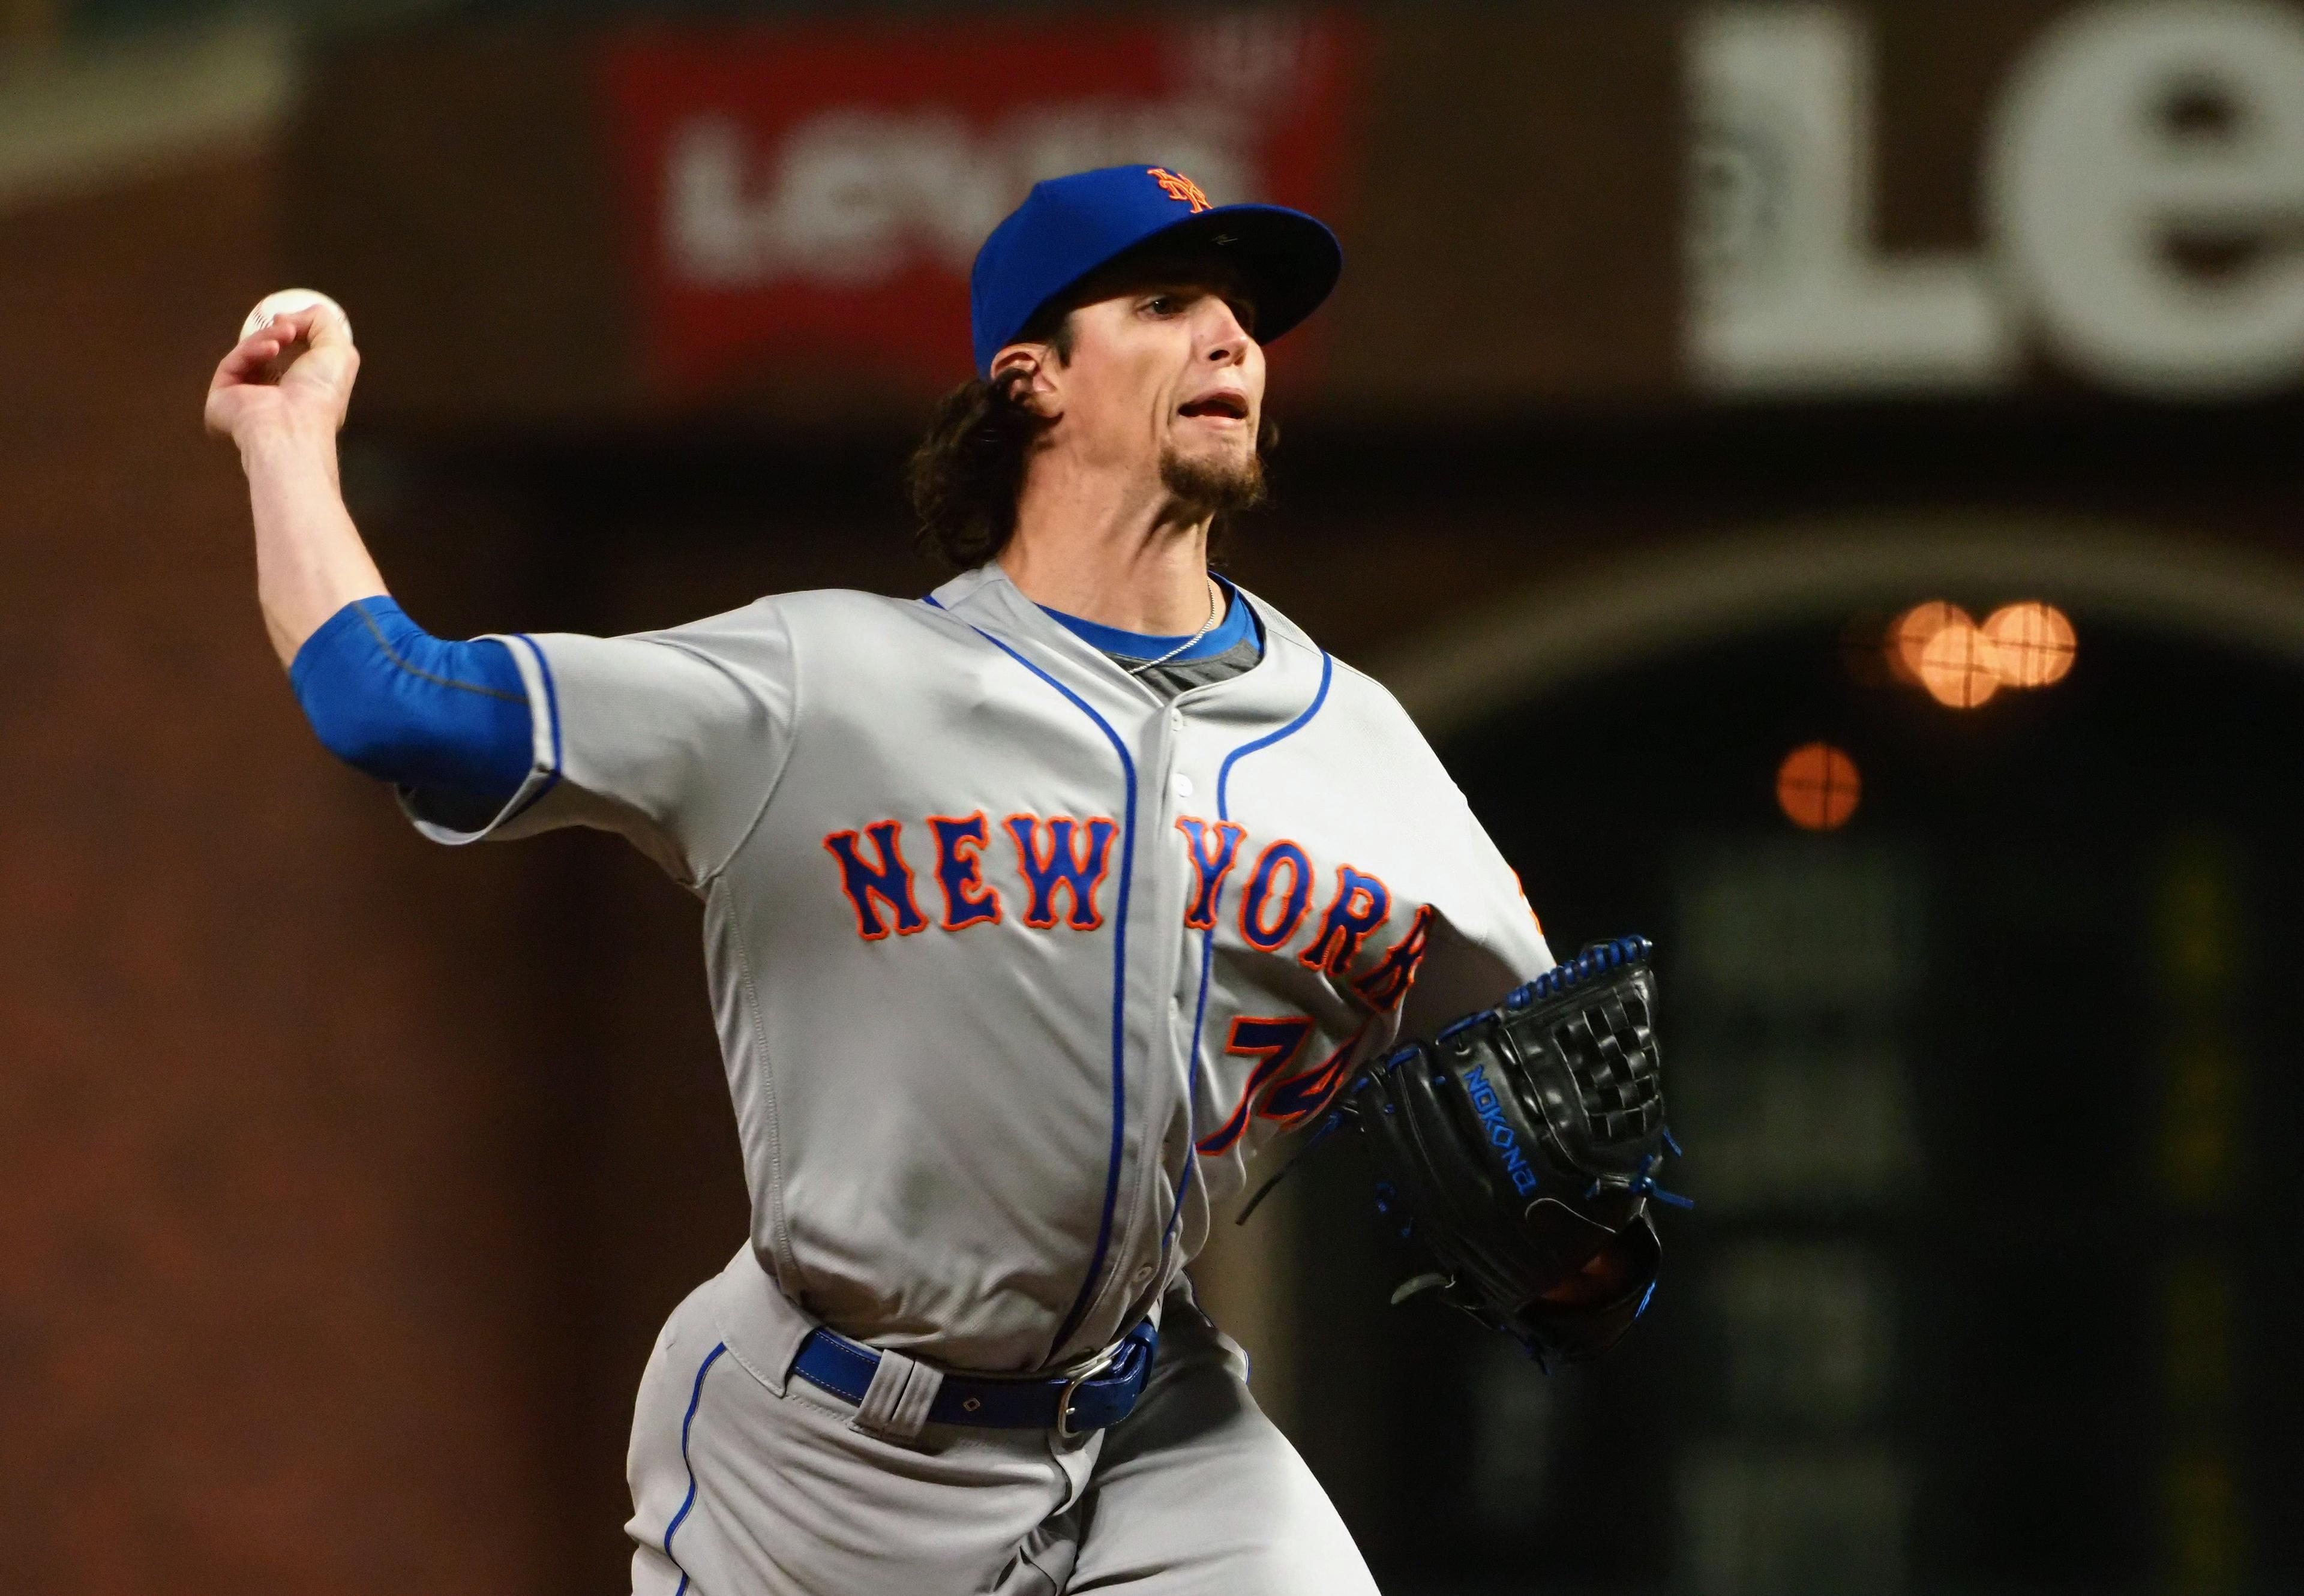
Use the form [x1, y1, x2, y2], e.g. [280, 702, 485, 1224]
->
[206, 165, 1675, 1594]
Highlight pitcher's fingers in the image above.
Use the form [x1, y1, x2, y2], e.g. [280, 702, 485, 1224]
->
[296, 303, 353, 349]
[212, 332, 287, 388]
[213, 334, 287, 389]
[253, 304, 350, 350]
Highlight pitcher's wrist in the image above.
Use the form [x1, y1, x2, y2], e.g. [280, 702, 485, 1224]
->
[236, 412, 338, 470]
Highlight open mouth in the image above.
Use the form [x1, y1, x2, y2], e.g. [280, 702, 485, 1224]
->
[1178, 392, 1250, 422]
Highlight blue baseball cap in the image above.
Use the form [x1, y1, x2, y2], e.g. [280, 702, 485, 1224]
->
[969, 164, 1343, 377]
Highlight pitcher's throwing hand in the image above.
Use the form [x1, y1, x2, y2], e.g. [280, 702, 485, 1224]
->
[206, 290, 358, 445]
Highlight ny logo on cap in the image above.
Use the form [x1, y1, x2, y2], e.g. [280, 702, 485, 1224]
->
[1147, 167, 1213, 213]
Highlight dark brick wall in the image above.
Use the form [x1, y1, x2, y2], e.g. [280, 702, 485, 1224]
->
[0, 150, 569, 1592]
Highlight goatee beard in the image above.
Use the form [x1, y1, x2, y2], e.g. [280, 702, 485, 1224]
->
[1159, 444, 1267, 518]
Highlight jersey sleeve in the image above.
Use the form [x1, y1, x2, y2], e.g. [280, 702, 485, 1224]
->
[1333, 664, 1556, 1038]
[1398, 790, 1556, 1041]
[401, 598, 799, 886]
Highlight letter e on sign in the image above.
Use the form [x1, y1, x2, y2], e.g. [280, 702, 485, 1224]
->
[1989, 0, 2304, 397]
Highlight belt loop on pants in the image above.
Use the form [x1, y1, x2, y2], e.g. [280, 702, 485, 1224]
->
[788, 1319, 1159, 1435]
[851, 1346, 945, 1443]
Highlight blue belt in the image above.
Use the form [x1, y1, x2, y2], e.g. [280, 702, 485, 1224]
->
[791, 1319, 1159, 1436]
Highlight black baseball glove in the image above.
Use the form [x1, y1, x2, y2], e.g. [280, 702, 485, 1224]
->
[1346, 935, 1685, 1366]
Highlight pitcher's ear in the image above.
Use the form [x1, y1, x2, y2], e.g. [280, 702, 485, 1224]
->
[991, 344, 1061, 419]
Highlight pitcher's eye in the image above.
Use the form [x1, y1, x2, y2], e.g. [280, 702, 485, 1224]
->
[1142, 293, 1184, 317]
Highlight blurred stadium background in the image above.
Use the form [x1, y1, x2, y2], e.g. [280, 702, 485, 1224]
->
[4, 0, 2301, 1590]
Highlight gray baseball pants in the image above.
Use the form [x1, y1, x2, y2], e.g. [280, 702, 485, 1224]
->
[626, 1249, 1379, 1595]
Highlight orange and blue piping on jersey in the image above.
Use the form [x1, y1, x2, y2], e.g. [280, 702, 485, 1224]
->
[1159, 651, 1334, 1256]
[918, 594, 1141, 1362]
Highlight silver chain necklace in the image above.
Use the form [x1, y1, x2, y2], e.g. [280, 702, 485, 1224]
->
[1124, 579, 1224, 676]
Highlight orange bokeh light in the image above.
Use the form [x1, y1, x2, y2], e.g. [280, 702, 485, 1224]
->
[1983, 602, 2077, 687]
[1888, 601, 1973, 684]
[1917, 621, 2002, 708]
[1777, 742, 1861, 830]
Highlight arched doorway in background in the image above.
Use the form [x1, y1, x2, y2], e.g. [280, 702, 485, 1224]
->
[1291, 516, 2304, 1596]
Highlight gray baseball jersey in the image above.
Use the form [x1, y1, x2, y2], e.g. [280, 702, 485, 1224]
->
[412, 562, 1553, 1373]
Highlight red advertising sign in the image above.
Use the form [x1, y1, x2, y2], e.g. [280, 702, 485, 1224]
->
[601, 15, 1365, 402]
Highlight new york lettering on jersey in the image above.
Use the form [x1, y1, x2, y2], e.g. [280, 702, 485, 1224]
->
[816, 807, 1447, 1153]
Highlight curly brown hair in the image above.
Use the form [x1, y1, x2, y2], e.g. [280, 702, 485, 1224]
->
[902, 364, 1057, 572]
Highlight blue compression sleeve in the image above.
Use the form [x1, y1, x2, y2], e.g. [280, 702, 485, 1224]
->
[289, 597, 533, 801]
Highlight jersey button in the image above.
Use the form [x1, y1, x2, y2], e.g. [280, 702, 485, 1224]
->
[1172, 773, 1195, 799]
[1133, 1263, 1156, 1285]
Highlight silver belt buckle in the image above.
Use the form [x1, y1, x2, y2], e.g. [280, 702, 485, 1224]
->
[1054, 1339, 1124, 1439]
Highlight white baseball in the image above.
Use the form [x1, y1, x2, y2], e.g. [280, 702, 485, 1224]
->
[240, 288, 352, 344]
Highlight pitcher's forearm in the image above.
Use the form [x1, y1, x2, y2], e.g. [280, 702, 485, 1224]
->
[239, 418, 387, 667]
